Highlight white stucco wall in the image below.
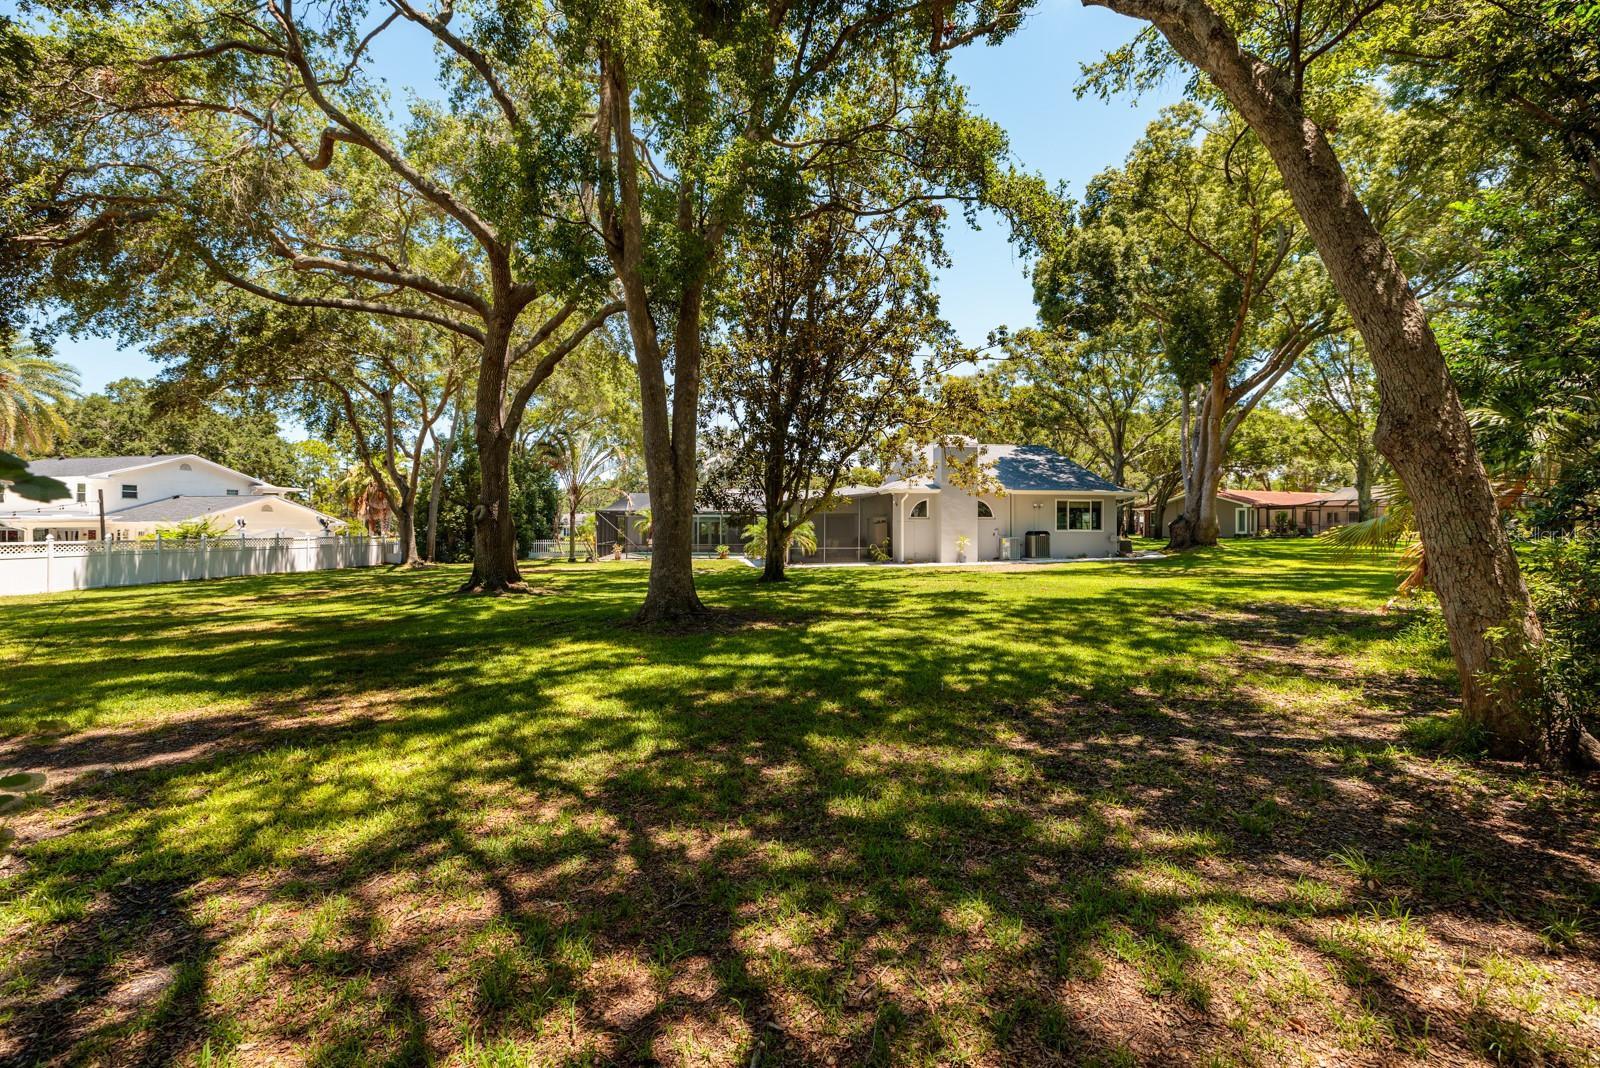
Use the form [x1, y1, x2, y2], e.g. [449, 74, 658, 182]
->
[75, 458, 261, 508]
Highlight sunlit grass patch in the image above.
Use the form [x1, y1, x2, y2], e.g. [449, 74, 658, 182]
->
[1, 541, 1596, 1065]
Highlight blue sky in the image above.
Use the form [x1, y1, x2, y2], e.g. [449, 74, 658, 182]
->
[24, 2, 1180, 394]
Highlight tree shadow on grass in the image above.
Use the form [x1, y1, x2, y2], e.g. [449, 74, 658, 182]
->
[1, 556, 1596, 1065]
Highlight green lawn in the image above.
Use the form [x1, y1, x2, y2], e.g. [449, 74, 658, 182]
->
[1, 542, 1596, 1066]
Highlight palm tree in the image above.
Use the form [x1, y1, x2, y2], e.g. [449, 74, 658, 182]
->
[540, 429, 616, 562]
[333, 463, 390, 534]
[1320, 483, 1425, 604]
[741, 516, 817, 560]
[0, 342, 79, 454]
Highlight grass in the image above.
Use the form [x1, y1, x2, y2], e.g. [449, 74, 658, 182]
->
[1, 540, 1597, 1066]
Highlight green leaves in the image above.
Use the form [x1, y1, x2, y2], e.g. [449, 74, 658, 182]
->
[0, 450, 69, 502]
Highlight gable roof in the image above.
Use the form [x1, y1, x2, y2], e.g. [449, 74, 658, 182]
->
[980, 445, 1128, 494]
[598, 492, 652, 513]
[24, 456, 166, 477]
[24, 454, 280, 487]
[106, 494, 334, 525]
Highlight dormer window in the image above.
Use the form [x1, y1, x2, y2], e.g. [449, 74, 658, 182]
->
[121, 484, 138, 500]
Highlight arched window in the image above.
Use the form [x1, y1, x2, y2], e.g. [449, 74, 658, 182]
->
[178, 463, 192, 471]
[260, 504, 274, 513]
[909, 500, 929, 519]
[977, 500, 993, 518]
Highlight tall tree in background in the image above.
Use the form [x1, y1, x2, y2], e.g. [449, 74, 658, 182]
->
[152, 301, 472, 565]
[1036, 107, 1338, 548]
[568, 0, 1012, 618]
[1287, 336, 1381, 516]
[54, 378, 301, 487]
[425, 385, 465, 564]
[544, 430, 615, 563]
[996, 322, 1174, 532]
[1073, 0, 1570, 760]
[703, 209, 955, 582]
[524, 338, 640, 563]
[0, 340, 77, 454]
[3, 1, 619, 591]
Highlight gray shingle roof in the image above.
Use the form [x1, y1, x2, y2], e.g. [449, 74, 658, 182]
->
[984, 445, 1128, 493]
[598, 492, 652, 512]
[106, 495, 285, 522]
[24, 456, 166, 477]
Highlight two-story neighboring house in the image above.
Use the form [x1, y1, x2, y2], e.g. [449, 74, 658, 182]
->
[0, 455, 344, 542]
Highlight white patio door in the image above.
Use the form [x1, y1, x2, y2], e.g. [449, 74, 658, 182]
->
[978, 498, 1003, 560]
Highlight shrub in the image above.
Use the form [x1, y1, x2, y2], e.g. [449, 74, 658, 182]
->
[1522, 534, 1600, 736]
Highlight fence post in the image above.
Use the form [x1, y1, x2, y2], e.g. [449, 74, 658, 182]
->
[200, 534, 208, 581]
[44, 533, 54, 594]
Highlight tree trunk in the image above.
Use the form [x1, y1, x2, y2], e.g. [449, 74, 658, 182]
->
[1170, 377, 1224, 549]
[463, 323, 525, 593]
[1355, 447, 1374, 521]
[597, 51, 710, 622]
[638, 474, 704, 619]
[396, 503, 420, 567]
[762, 506, 787, 583]
[1088, 0, 1551, 758]
[426, 387, 463, 563]
[568, 502, 579, 563]
[424, 471, 445, 563]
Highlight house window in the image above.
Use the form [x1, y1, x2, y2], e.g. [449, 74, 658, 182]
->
[121, 484, 138, 499]
[179, 463, 192, 471]
[977, 500, 994, 518]
[226, 489, 239, 496]
[260, 504, 274, 513]
[1057, 499, 1102, 531]
[76, 483, 87, 503]
[1235, 507, 1249, 535]
[908, 500, 929, 519]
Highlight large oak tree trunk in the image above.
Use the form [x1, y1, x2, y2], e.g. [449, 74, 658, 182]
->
[1170, 377, 1224, 548]
[463, 324, 525, 593]
[395, 503, 420, 568]
[1089, 0, 1551, 757]
[597, 51, 711, 623]
[762, 508, 787, 583]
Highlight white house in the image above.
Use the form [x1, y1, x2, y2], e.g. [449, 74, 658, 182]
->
[0, 455, 344, 542]
[826, 443, 1136, 563]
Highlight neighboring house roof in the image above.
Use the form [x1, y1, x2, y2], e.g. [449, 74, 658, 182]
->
[24, 454, 289, 489]
[1218, 489, 1331, 507]
[107, 494, 337, 526]
[1315, 485, 1390, 505]
[597, 492, 653, 513]
[24, 456, 167, 477]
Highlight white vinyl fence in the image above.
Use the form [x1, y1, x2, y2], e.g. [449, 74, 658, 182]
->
[0, 534, 402, 598]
